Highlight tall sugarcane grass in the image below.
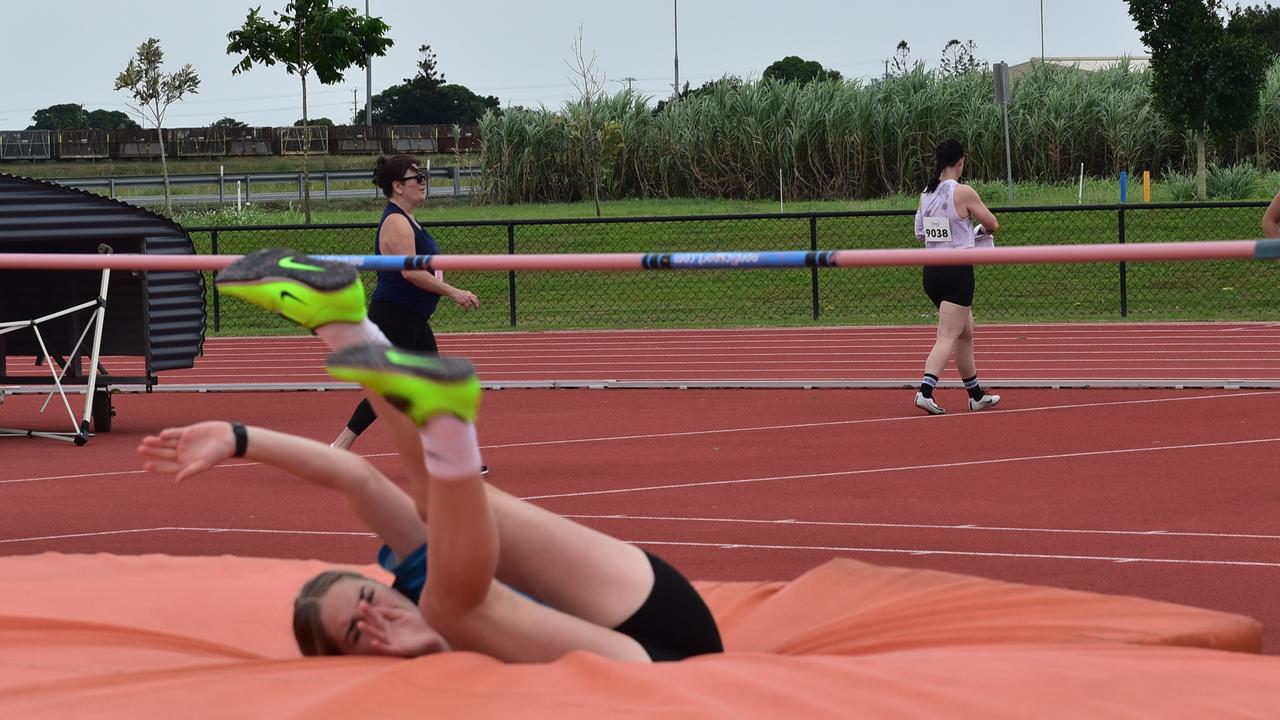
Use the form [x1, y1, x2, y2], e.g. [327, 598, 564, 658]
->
[480, 59, 1280, 204]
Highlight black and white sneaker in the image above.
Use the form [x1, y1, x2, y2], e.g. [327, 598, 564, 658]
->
[914, 392, 945, 415]
[968, 394, 1001, 411]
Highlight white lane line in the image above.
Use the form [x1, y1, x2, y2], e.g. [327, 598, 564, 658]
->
[0, 461, 261, 485]
[4, 390, 1277, 485]
[563, 514, 1280, 541]
[630, 540, 1280, 568]
[485, 390, 1280, 450]
[521, 436, 1280, 501]
[4, 527, 1275, 570]
[0, 527, 376, 544]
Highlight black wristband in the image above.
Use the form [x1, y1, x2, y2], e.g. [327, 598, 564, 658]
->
[230, 421, 248, 458]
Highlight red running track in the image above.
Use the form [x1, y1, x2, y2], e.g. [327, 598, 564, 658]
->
[5, 323, 1279, 390]
[3, 384, 1280, 651]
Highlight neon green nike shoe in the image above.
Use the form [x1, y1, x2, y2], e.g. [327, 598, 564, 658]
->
[326, 344, 481, 424]
[215, 248, 366, 329]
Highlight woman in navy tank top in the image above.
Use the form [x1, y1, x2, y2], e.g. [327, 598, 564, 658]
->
[331, 155, 481, 452]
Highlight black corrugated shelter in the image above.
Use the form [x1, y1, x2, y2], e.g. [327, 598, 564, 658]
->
[0, 172, 205, 435]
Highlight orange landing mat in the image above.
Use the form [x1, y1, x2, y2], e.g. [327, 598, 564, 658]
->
[1, 553, 1277, 718]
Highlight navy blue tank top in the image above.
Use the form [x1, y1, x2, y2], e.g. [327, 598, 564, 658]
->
[370, 202, 441, 317]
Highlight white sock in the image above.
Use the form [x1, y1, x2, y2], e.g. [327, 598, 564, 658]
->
[315, 321, 389, 351]
[421, 416, 482, 481]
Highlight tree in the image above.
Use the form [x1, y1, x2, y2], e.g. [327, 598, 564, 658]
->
[114, 38, 200, 215]
[211, 117, 248, 129]
[1227, 2, 1280, 58]
[27, 104, 140, 131]
[939, 39, 982, 76]
[653, 75, 743, 113]
[565, 27, 622, 217]
[369, 45, 500, 125]
[296, 116, 334, 126]
[28, 103, 89, 130]
[227, 0, 392, 222]
[762, 56, 842, 84]
[1128, 0, 1268, 199]
[86, 109, 139, 130]
[888, 41, 914, 76]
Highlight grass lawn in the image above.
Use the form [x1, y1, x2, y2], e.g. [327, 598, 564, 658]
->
[7, 157, 1274, 334]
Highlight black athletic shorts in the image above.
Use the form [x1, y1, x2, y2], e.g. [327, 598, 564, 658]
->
[613, 552, 723, 662]
[922, 264, 975, 308]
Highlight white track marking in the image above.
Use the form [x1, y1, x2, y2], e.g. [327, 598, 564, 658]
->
[3, 391, 1277, 485]
[0, 527, 376, 544]
[1, 461, 260, 485]
[630, 540, 1280, 568]
[521, 436, 1280, 501]
[4, 527, 1276, 569]
[484, 389, 1280, 451]
[562, 514, 1280, 542]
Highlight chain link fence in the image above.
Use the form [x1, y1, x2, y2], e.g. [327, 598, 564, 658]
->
[186, 201, 1277, 336]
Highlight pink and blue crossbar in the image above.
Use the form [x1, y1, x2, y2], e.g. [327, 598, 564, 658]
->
[0, 239, 1276, 272]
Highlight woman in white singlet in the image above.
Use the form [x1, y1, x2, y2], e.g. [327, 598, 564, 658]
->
[911, 139, 1002, 415]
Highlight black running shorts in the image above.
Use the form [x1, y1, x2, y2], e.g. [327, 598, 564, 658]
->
[922, 264, 975, 308]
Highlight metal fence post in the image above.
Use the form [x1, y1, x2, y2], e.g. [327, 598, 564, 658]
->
[1118, 207, 1128, 317]
[245, 177, 252, 204]
[298, 174, 305, 201]
[323, 172, 330, 200]
[452, 166, 461, 197]
[211, 229, 221, 332]
[810, 215, 820, 320]
[108, 178, 116, 199]
[507, 223, 517, 327]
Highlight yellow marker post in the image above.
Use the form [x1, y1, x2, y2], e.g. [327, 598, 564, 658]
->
[1143, 171, 1151, 202]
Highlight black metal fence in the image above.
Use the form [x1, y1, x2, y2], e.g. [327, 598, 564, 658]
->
[186, 201, 1277, 335]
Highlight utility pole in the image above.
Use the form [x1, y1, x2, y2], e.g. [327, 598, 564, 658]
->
[1040, 0, 1045, 63]
[615, 76, 638, 91]
[352, 88, 359, 122]
[672, 0, 680, 103]
[365, 0, 373, 126]
[994, 61, 1015, 203]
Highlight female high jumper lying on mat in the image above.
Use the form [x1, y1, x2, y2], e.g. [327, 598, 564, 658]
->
[137, 249, 722, 663]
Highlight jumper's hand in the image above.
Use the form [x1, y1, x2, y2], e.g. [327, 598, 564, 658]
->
[357, 600, 445, 657]
[137, 421, 236, 482]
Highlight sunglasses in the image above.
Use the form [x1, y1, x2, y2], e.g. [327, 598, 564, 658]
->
[400, 172, 427, 184]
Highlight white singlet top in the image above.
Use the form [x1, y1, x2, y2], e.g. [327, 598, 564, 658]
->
[913, 179, 992, 249]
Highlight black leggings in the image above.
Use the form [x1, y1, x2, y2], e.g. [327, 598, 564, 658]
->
[345, 299, 439, 435]
[613, 552, 723, 662]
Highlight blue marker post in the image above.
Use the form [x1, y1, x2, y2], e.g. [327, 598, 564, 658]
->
[1120, 171, 1128, 203]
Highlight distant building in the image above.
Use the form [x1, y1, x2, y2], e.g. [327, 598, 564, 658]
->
[1008, 56, 1151, 77]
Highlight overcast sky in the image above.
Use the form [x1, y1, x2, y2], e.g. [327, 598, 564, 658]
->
[0, 1, 1149, 129]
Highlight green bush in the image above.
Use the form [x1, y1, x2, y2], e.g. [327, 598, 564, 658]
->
[1160, 167, 1199, 201]
[1206, 162, 1262, 199]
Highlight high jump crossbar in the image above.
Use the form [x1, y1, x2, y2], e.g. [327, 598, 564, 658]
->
[0, 239, 1277, 273]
